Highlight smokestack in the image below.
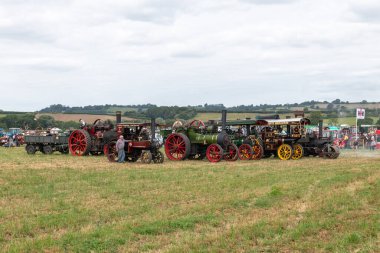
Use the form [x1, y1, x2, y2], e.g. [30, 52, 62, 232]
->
[221, 110, 227, 132]
[150, 118, 156, 142]
[318, 120, 323, 139]
[116, 111, 121, 124]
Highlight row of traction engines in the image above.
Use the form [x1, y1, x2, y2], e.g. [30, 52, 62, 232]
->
[163, 110, 340, 162]
[67, 112, 164, 164]
[25, 110, 339, 162]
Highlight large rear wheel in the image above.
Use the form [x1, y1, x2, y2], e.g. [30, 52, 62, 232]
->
[69, 129, 91, 156]
[164, 133, 191, 161]
[277, 144, 293, 160]
[206, 144, 223, 163]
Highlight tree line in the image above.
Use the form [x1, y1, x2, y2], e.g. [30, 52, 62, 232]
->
[0, 114, 78, 130]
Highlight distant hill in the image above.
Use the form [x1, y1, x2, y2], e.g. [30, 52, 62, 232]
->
[38, 100, 380, 117]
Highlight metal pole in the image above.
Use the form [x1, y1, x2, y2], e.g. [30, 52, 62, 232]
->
[356, 110, 358, 141]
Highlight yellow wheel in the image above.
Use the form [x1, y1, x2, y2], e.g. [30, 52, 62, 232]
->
[291, 144, 303, 160]
[277, 144, 293, 160]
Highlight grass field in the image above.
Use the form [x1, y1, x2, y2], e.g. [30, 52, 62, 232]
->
[0, 148, 379, 252]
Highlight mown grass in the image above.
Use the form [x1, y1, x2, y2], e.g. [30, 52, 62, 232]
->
[0, 148, 379, 252]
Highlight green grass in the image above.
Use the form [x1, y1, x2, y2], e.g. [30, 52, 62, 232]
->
[0, 148, 379, 252]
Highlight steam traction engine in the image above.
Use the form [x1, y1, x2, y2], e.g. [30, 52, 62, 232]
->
[209, 110, 264, 161]
[104, 119, 164, 164]
[257, 118, 310, 160]
[68, 119, 116, 156]
[298, 120, 340, 159]
[164, 116, 238, 163]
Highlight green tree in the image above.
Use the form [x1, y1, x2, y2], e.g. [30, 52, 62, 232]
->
[309, 111, 322, 125]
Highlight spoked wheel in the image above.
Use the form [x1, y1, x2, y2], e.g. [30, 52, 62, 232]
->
[238, 144, 253, 160]
[277, 144, 293, 160]
[206, 144, 223, 163]
[105, 141, 118, 162]
[224, 144, 238, 161]
[153, 151, 165, 163]
[164, 133, 191, 161]
[43, 145, 53, 155]
[69, 129, 91, 156]
[291, 144, 304, 160]
[141, 151, 152, 164]
[252, 143, 264, 160]
[25, 144, 36, 155]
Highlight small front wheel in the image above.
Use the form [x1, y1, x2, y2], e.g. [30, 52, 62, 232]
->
[141, 151, 152, 164]
[153, 151, 164, 163]
[206, 144, 223, 163]
[291, 144, 304, 160]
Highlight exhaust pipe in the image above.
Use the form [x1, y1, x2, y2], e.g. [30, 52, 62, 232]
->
[116, 111, 122, 124]
[221, 110, 227, 133]
[150, 118, 156, 142]
[318, 120, 323, 139]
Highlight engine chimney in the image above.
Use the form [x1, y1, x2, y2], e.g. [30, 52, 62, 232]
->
[116, 111, 122, 124]
[318, 120, 323, 139]
[221, 110, 227, 132]
[150, 118, 156, 142]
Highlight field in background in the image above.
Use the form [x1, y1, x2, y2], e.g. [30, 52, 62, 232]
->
[0, 148, 378, 252]
[35, 113, 135, 123]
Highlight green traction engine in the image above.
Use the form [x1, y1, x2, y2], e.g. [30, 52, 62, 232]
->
[164, 118, 238, 163]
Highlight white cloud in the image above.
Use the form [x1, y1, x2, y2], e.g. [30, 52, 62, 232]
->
[0, 0, 379, 111]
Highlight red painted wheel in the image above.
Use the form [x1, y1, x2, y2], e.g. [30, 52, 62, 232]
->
[164, 133, 191, 161]
[238, 144, 253, 160]
[68, 129, 91, 156]
[206, 144, 223, 163]
[189, 120, 205, 129]
[224, 144, 238, 161]
[252, 143, 264, 160]
[105, 140, 118, 162]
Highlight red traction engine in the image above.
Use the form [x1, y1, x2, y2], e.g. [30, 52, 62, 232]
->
[68, 119, 116, 156]
[104, 119, 164, 164]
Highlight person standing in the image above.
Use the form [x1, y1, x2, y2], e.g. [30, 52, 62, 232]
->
[116, 135, 127, 162]
[370, 135, 376, 151]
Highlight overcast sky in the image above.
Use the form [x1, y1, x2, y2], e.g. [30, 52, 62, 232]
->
[1, 0, 380, 111]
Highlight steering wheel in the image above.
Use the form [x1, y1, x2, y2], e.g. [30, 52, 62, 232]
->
[189, 120, 205, 129]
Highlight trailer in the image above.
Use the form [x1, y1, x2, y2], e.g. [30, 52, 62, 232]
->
[25, 134, 70, 154]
